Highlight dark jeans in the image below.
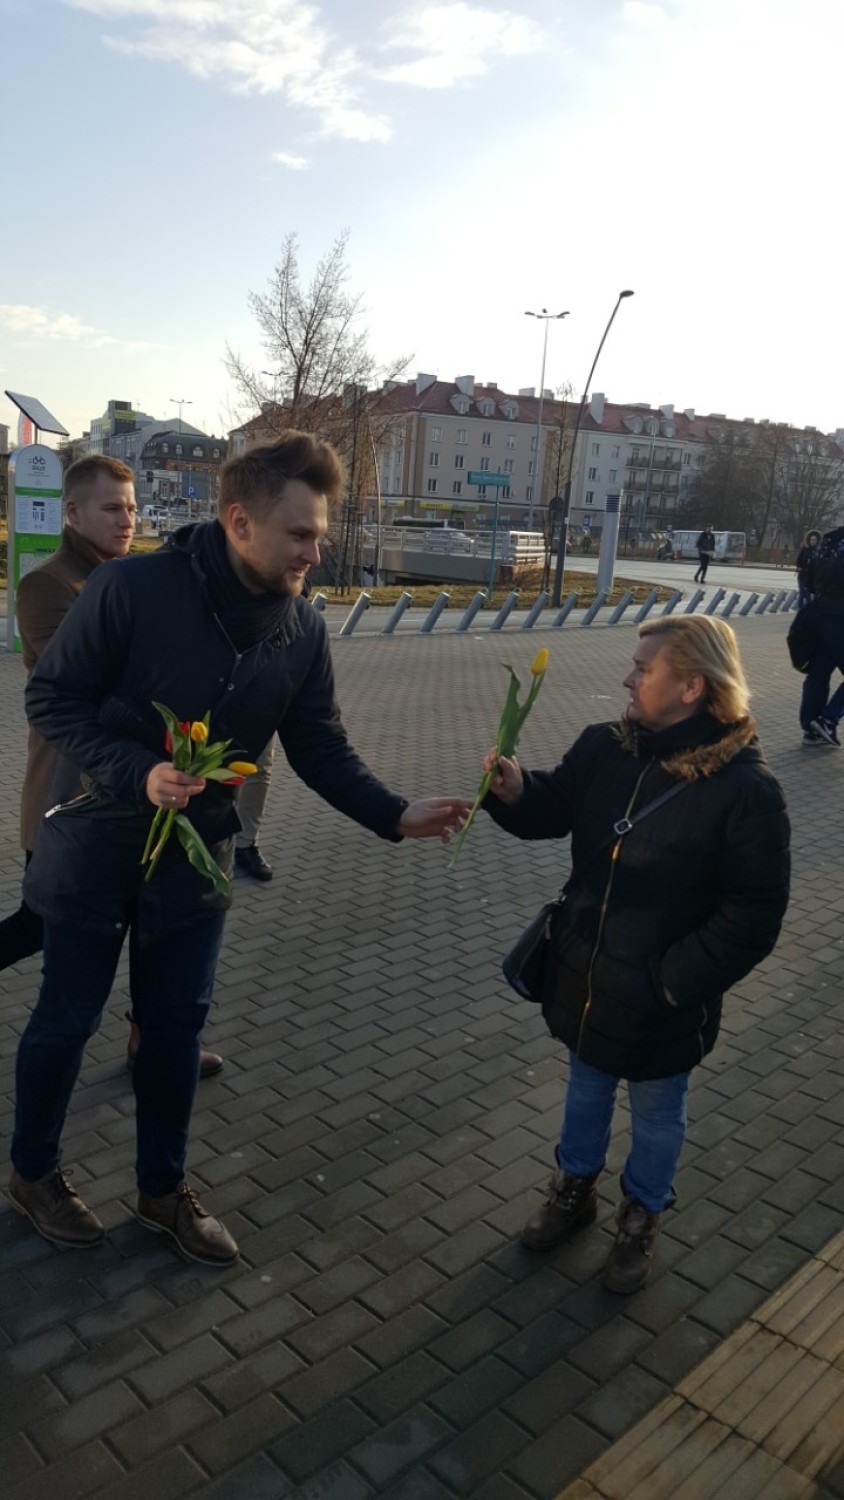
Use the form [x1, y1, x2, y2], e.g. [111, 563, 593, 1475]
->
[800, 617, 844, 729]
[0, 853, 43, 973]
[693, 552, 710, 582]
[12, 912, 225, 1196]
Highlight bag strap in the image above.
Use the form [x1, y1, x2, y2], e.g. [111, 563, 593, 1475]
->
[559, 777, 691, 899]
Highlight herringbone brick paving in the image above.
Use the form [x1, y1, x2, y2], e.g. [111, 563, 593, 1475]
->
[0, 615, 842, 1498]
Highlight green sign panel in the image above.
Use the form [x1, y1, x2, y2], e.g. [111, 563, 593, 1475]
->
[466, 471, 510, 486]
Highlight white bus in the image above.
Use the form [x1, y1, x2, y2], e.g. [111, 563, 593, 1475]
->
[667, 530, 746, 564]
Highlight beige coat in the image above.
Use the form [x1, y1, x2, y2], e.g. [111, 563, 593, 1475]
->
[17, 527, 103, 850]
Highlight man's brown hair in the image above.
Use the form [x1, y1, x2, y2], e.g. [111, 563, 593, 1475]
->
[218, 430, 346, 520]
[64, 455, 135, 505]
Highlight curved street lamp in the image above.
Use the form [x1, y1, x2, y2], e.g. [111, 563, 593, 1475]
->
[524, 309, 569, 530]
[551, 290, 635, 606]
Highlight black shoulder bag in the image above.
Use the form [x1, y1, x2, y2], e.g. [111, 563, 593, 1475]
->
[502, 779, 691, 1001]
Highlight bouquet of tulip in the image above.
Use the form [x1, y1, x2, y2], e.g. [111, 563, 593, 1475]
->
[448, 648, 549, 868]
[140, 703, 257, 895]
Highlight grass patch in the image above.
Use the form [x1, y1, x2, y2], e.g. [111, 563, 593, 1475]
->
[323, 570, 677, 610]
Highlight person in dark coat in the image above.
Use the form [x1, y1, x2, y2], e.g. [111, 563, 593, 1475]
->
[7, 432, 469, 1267]
[795, 529, 821, 611]
[482, 616, 790, 1293]
[693, 525, 716, 582]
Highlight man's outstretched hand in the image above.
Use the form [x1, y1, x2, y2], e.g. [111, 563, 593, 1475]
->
[398, 797, 472, 842]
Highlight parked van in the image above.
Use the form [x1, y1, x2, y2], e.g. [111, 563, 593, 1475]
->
[667, 530, 746, 564]
[140, 505, 166, 529]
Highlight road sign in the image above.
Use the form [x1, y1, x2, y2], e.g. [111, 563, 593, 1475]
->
[187, 486, 196, 498]
[583, 516, 591, 528]
[467, 471, 510, 486]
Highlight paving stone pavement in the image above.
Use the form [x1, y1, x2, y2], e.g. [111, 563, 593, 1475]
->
[1, 613, 843, 1500]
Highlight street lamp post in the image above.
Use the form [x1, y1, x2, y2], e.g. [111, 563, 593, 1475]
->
[524, 309, 569, 531]
[169, 397, 192, 517]
[551, 290, 635, 607]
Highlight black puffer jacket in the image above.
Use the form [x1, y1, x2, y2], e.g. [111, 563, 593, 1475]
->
[485, 713, 790, 1080]
[23, 524, 408, 940]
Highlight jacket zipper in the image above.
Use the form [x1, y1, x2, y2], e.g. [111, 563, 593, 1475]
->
[575, 764, 650, 1055]
[44, 791, 95, 819]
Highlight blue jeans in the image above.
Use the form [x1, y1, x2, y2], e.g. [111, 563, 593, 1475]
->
[556, 1052, 689, 1213]
[12, 913, 225, 1197]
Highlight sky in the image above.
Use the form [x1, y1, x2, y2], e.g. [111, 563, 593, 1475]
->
[2, 0, 843, 447]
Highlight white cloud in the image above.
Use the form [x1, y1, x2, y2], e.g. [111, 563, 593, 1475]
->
[272, 150, 310, 169]
[0, 304, 155, 352]
[378, 2, 542, 89]
[63, 0, 392, 142]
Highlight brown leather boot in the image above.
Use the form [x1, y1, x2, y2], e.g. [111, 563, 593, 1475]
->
[520, 1169, 599, 1250]
[603, 1196, 660, 1294]
[136, 1182, 238, 1266]
[125, 1014, 223, 1079]
[7, 1168, 105, 1248]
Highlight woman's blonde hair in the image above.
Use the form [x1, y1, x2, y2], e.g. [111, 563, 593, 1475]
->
[639, 615, 751, 723]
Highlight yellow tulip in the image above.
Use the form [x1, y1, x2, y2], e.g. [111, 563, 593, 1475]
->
[190, 721, 208, 743]
[531, 647, 549, 677]
[227, 760, 258, 776]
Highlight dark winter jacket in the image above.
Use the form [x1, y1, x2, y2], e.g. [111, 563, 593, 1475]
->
[485, 713, 790, 1080]
[695, 530, 716, 556]
[23, 522, 408, 940]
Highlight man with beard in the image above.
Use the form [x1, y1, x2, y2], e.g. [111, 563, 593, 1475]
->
[7, 431, 469, 1267]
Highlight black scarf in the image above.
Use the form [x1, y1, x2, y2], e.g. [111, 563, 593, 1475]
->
[194, 520, 294, 653]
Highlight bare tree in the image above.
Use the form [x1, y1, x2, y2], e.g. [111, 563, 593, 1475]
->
[225, 230, 410, 589]
[771, 434, 844, 547]
[538, 384, 574, 589]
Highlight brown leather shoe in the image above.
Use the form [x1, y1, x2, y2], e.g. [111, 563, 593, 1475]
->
[603, 1196, 660, 1294]
[520, 1169, 599, 1250]
[7, 1168, 105, 1248]
[125, 1014, 223, 1079]
[136, 1182, 238, 1266]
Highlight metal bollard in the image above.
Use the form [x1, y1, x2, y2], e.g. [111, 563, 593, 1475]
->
[721, 592, 741, 618]
[339, 591, 371, 637]
[608, 590, 634, 625]
[581, 588, 608, 627]
[684, 588, 705, 614]
[660, 590, 682, 616]
[785, 590, 799, 611]
[755, 592, 773, 615]
[770, 590, 786, 613]
[739, 592, 759, 616]
[522, 591, 548, 629]
[382, 590, 414, 635]
[420, 591, 450, 634]
[310, 591, 327, 612]
[490, 591, 520, 631]
[456, 591, 487, 632]
[633, 589, 659, 625]
[551, 592, 579, 627]
[704, 587, 726, 616]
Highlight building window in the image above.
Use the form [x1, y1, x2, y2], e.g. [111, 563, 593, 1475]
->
[591, 442, 600, 456]
[192, 446, 203, 457]
[456, 428, 468, 444]
[502, 485, 511, 498]
[609, 469, 617, 482]
[506, 434, 516, 449]
[588, 466, 597, 480]
[212, 448, 220, 458]
[453, 480, 463, 495]
[454, 454, 464, 469]
[480, 456, 490, 471]
[429, 452, 440, 467]
[478, 484, 487, 497]
[427, 478, 438, 493]
[161, 444, 169, 454]
[531, 435, 538, 451]
[585, 491, 594, 504]
[528, 460, 534, 475]
[611, 445, 620, 458]
[482, 431, 492, 446]
[431, 426, 442, 441]
[504, 459, 514, 473]
[526, 485, 533, 502]
[683, 452, 691, 465]
[175, 444, 183, 456]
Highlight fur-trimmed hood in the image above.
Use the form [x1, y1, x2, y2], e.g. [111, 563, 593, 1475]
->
[615, 713, 758, 782]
